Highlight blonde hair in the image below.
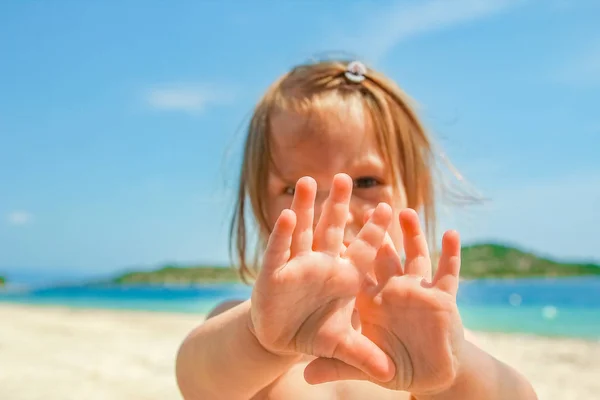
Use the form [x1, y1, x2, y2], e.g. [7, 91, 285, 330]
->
[230, 59, 467, 283]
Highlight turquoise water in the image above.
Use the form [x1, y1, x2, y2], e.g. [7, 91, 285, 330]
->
[1, 277, 599, 340]
[459, 305, 599, 338]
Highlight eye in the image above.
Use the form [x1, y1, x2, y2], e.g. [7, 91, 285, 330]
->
[283, 186, 295, 195]
[354, 177, 380, 189]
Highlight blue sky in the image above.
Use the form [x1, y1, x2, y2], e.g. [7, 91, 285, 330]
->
[1, 0, 599, 280]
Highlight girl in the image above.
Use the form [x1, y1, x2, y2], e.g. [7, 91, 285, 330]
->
[175, 59, 538, 399]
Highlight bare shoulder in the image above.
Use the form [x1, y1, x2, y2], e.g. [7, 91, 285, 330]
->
[206, 299, 246, 319]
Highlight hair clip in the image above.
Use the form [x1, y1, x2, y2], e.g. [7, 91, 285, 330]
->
[344, 61, 367, 83]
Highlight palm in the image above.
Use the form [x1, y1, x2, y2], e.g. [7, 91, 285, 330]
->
[358, 277, 463, 393]
[253, 252, 359, 356]
[249, 174, 396, 382]
[304, 209, 464, 395]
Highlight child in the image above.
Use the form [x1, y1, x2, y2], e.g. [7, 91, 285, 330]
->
[175, 59, 538, 399]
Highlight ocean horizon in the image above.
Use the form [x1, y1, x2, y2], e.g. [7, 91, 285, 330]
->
[2, 276, 599, 341]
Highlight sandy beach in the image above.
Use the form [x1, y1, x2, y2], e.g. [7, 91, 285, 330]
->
[1, 303, 598, 400]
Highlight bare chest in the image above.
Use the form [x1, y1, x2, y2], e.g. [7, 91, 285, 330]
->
[252, 360, 410, 400]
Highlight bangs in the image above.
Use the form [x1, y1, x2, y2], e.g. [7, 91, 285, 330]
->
[275, 91, 365, 134]
[265, 79, 406, 192]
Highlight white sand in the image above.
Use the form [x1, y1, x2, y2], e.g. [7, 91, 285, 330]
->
[1, 303, 599, 400]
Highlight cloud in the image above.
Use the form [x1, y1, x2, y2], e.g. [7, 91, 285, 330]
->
[330, 0, 522, 64]
[144, 84, 236, 114]
[6, 211, 34, 226]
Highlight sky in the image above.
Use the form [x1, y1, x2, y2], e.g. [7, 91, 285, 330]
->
[1, 0, 599, 281]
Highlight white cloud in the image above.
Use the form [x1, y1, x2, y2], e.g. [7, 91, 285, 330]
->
[330, 0, 522, 64]
[145, 84, 236, 114]
[7, 211, 34, 226]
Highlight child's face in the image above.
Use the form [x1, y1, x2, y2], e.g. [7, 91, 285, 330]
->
[266, 106, 407, 252]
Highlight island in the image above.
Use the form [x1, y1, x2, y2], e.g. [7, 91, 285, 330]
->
[110, 243, 600, 285]
[112, 265, 241, 284]
[460, 243, 600, 279]
[0, 275, 5, 287]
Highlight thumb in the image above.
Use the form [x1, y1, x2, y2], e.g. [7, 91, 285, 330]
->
[304, 357, 384, 385]
[306, 329, 395, 384]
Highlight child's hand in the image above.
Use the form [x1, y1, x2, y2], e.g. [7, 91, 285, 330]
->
[248, 174, 396, 383]
[304, 209, 465, 396]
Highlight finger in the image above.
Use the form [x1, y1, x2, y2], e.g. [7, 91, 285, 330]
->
[364, 208, 403, 285]
[313, 174, 353, 255]
[311, 329, 394, 383]
[399, 208, 431, 279]
[433, 230, 461, 296]
[361, 208, 401, 285]
[289, 177, 317, 257]
[374, 232, 403, 286]
[261, 209, 297, 277]
[344, 203, 392, 276]
[304, 358, 373, 385]
[360, 208, 376, 280]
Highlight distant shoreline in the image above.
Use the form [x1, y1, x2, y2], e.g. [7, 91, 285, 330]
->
[2, 243, 599, 287]
[3, 275, 599, 292]
[2, 277, 599, 341]
[106, 243, 600, 286]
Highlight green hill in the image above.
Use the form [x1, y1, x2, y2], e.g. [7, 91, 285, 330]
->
[110, 243, 600, 284]
[112, 264, 240, 284]
[0, 276, 5, 286]
[459, 243, 600, 279]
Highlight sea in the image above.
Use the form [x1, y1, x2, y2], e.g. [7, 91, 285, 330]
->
[1, 277, 599, 340]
